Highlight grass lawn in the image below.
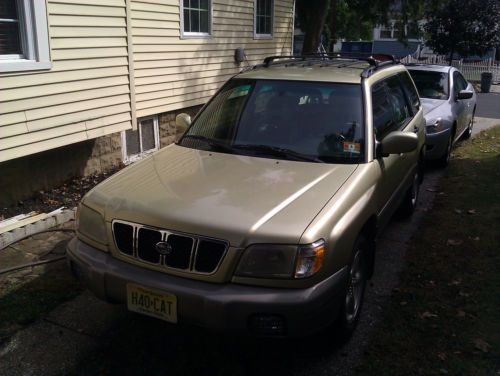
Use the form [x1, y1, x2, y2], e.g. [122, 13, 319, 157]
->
[357, 126, 500, 375]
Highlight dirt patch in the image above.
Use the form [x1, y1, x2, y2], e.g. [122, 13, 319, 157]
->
[0, 167, 122, 220]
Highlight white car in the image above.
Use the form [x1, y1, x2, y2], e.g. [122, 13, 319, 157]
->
[406, 64, 476, 166]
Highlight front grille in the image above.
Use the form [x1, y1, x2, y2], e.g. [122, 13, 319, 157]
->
[112, 220, 228, 274]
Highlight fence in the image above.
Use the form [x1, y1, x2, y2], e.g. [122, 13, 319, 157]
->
[401, 55, 500, 83]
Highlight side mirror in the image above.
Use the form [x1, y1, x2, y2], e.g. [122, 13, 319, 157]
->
[457, 90, 473, 100]
[175, 113, 191, 133]
[377, 131, 418, 158]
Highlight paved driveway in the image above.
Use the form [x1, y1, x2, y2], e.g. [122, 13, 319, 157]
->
[476, 92, 500, 119]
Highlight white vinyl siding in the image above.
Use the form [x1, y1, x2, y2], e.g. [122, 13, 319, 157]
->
[132, 0, 293, 118]
[0, 0, 132, 162]
[0, 0, 294, 163]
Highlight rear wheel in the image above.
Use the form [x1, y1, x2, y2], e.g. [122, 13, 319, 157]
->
[399, 167, 420, 217]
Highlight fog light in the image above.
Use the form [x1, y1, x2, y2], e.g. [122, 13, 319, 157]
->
[249, 314, 287, 336]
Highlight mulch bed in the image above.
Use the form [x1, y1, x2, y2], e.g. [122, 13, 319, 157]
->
[0, 167, 122, 220]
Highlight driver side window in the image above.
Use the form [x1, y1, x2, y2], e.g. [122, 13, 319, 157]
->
[372, 76, 412, 141]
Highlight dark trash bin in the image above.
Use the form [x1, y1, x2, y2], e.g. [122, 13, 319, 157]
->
[480, 72, 493, 93]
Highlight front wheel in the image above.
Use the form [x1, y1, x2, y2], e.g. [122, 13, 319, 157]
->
[333, 236, 368, 341]
[436, 133, 452, 168]
[462, 110, 475, 140]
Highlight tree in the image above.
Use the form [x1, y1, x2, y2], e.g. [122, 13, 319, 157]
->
[296, 0, 330, 54]
[296, 0, 427, 54]
[424, 0, 500, 64]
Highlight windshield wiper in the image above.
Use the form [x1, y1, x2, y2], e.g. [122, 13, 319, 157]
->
[181, 135, 235, 153]
[233, 144, 324, 163]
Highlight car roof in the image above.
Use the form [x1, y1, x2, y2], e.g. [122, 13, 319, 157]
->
[237, 63, 367, 84]
[405, 64, 452, 73]
[237, 55, 405, 84]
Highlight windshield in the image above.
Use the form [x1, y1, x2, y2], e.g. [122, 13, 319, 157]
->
[179, 79, 364, 164]
[408, 70, 449, 100]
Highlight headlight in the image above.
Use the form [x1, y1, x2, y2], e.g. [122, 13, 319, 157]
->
[295, 240, 325, 278]
[426, 117, 445, 133]
[235, 240, 325, 279]
[77, 204, 107, 245]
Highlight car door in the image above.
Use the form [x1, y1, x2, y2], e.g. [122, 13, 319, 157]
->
[457, 72, 474, 126]
[372, 75, 418, 228]
[452, 70, 467, 138]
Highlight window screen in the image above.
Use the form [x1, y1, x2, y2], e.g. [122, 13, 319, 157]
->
[124, 117, 159, 160]
[255, 0, 273, 35]
[0, 0, 21, 55]
[183, 0, 210, 34]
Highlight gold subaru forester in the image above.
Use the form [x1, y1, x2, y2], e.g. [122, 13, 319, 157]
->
[68, 54, 425, 338]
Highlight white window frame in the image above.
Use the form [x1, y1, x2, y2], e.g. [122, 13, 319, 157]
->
[180, 0, 212, 39]
[121, 115, 160, 164]
[254, 0, 273, 39]
[0, 0, 51, 73]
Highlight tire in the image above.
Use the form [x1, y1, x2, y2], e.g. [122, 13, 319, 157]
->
[333, 235, 368, 341]
[462, 109, 475, 140]
[399, 167, 420, 217]
[436, 132, 452, 168]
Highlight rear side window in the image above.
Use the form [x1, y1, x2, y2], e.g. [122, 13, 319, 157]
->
[371, 76, 412, 140]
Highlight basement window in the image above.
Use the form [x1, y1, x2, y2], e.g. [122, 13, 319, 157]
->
[122, 116, 160, 164]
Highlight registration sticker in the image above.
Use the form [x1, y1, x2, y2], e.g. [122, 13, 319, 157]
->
[127, 283, 177, 323]
[343, 142, 361, 154]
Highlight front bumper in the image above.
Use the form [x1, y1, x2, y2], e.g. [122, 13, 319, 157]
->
[425, 128, 452, 160]
[67, 237, 348, 337]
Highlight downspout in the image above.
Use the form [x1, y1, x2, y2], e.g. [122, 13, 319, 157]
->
[126, 0, 137, 130]
[291, 0, 295, 54]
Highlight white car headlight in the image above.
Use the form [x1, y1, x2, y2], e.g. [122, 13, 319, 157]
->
[77, 204, 107, 245]
[425, 117, 445, 133]
[235, 240, 325, 279]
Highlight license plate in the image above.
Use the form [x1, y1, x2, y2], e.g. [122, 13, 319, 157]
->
[126, 283, 177, 323]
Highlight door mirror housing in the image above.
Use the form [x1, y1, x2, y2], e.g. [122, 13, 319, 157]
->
[457, 90, 473, 100]
[175, 113, 191, 133]
[377, 131, 418, 158]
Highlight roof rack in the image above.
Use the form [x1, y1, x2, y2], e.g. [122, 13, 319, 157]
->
[261, 53, 399, 78]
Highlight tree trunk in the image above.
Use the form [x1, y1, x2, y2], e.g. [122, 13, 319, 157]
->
[301, 0, 330, 54]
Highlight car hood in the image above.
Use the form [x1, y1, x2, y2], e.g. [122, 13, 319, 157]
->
[84, 144, 358, 247]
[420, 98, 447, 117]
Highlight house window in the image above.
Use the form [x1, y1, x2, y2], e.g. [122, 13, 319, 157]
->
[379, 26, 393, 39]
[254, 0, 273, 38]
[0, 0, 51, 73]
[122, 116, 160, 163]
[181, 0, 211, 38]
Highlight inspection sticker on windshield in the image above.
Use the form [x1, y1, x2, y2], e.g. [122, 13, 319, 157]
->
[343, 142, 361, 154]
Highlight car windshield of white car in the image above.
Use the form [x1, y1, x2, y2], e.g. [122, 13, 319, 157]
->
[179, 79, 365, 164]
[408, 70, 449, 100]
